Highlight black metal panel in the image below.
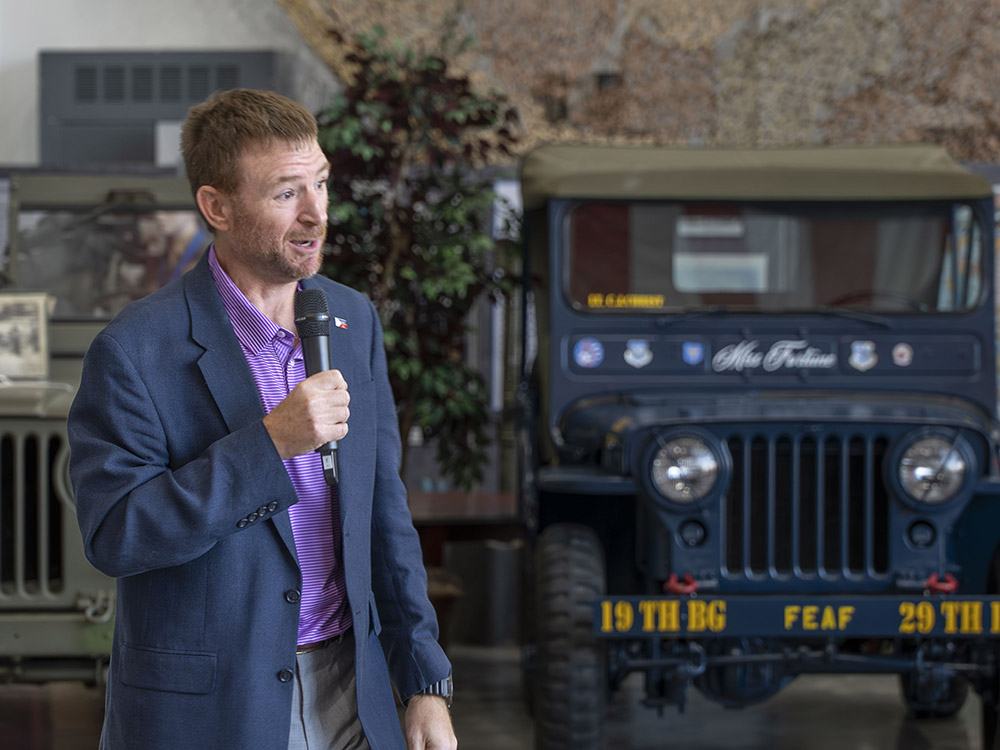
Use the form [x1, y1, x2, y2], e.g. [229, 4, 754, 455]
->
[40, 50, 293, 169]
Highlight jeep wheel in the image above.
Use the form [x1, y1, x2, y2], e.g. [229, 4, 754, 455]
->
[899, 672, 969, 719]
[533, 523, 606, 750]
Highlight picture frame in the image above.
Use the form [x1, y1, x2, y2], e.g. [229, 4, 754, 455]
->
[0, 292, 49, 380]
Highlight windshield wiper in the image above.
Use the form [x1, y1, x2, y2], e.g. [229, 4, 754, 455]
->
[656, 304, 892, 328]
[816, 305, 891, 327]
[655, 305, 728, 328]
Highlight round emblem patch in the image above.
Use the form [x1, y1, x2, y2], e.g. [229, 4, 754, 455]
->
[892, 343, 914, 367]
[573, 337, 605, 368]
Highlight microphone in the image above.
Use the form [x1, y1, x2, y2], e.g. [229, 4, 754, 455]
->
[294, 288, 339, 486]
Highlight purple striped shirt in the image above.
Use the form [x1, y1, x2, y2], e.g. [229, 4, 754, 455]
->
[208, 247, 351, 644]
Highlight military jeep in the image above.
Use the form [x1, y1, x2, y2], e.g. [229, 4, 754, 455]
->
[516, 144, 1000, 748]
[0, 173, 203, 682]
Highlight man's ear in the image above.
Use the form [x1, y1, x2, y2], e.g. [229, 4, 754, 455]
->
[196, 186, 231, 233]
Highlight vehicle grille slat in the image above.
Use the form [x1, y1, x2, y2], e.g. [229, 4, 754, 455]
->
[723, 428, 890, 582]
[1, 430, 66, 601]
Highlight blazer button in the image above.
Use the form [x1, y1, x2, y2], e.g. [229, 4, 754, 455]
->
[237, 519, 248, 529]
[247, 512, 258, 523]
[285, 589, 301, 604]
[267, 501, 279, 512]
[258, 505, 269, 516]
[277, 668, 294, 683]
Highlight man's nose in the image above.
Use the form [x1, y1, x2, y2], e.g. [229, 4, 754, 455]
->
[300, 191, 327, 225]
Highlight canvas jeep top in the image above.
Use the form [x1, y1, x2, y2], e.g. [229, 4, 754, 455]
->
[516, 144, 1000, 750]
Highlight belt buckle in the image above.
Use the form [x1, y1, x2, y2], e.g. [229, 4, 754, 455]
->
[296, 638, 326, 655]
[296, 634, 341, 655]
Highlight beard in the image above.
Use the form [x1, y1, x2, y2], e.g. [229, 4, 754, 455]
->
[229, 201, 326, 285]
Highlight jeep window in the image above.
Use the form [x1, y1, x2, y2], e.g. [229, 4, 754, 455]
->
[567, 201, 983, 313]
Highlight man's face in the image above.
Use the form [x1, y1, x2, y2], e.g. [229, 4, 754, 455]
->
[226, 139, 330, 285]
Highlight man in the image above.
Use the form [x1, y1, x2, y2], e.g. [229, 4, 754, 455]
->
[68, 88, 456, 750]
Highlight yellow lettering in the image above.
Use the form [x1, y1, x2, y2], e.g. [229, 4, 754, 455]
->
[916, 601, 935, 634]
[600, 600, 613, 633]
[838, 606, 855, 630]
[802, 605, 819, 630]
[899, 602, 915, 634]
[900, 601, 935, 634]
[614, 601, 634, 633]
[687, 600, 708, 632]
[820, 606, 837, 630]
[662, 600, 681, 632]
[593, 293, 666, 309]
[685, 600, 726, 633]
[784, 605, 801, 629]
[960, 601, 983, 634]
[639, 600, 684, 632]
[941, 601, 960, 634]
[992, 602, 1000, 634]
[638, 601, 658, 632]
[707, 601, 727, 632]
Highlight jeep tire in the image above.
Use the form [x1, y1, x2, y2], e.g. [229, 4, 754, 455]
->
[533, 523, 607, 750]
[899, 672, 969, 719]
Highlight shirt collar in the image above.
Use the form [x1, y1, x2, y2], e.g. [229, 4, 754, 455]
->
[207, 245, 295, 356]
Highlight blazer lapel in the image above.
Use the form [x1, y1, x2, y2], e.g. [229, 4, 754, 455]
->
[184, 257, 299, 566]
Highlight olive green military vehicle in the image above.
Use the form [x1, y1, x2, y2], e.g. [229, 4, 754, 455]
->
[0, 173, 204, 682]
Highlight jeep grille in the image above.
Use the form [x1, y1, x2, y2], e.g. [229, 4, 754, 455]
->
[723, 432, 891, 580]
[0, 427, 68, 600]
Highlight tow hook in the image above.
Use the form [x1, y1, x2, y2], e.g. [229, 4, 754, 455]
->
[665, 573, 699, 595]
[77, 590, 114, 623]
[923, 572, 959, 594]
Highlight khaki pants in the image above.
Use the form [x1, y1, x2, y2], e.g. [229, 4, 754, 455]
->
[288, 630, 370, 750]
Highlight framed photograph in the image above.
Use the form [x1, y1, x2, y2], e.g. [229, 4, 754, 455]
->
[0, 293, 49, 380]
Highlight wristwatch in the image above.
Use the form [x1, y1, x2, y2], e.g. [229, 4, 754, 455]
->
[408, 673, 453, 708]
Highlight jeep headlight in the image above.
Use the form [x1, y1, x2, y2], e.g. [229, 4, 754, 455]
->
[898, 435, 968, 505]
[651, 436, 719, 504]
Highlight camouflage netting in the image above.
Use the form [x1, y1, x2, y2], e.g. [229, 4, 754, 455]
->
[276, 0, 1000, 163]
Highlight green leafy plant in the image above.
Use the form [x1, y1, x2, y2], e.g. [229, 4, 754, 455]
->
[317, 26, 520, 490]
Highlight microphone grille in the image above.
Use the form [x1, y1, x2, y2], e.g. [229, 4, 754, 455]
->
[294, 289, 330, 338]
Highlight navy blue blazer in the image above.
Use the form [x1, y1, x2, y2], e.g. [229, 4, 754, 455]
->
[68, 254, 450, 749]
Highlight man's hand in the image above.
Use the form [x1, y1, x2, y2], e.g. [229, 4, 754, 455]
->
[404, 695, 457, 750]
[262, 370, 350, 459]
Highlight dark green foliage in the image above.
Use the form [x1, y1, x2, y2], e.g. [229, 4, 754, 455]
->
[317, 26, 520, 489]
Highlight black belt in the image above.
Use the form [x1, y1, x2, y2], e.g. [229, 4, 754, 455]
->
[295, 633, 342, 655]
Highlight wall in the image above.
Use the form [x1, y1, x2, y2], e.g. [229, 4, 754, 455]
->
[279, 0, 1000, 163]
[0, 0, 338, 166]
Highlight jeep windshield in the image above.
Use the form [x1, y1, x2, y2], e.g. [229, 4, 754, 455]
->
[3, 175, 205, 320]
[566, 200, 984, 314]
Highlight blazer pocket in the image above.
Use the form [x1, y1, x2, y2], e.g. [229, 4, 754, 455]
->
[119, 643, 217, 694]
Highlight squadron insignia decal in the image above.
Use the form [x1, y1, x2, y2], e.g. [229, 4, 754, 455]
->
[682, 342, 705, 366]
[849, 340, 878, 372]
[624, 339, 653, 369]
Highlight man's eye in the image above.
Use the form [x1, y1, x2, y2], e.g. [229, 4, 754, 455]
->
[279, 190, 294, 200]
